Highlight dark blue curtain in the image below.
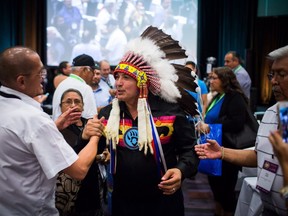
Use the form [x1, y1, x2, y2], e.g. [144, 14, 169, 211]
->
[0, 0, 46, 60]
[198, 0, 288, 106]
[198, 0, 257, 74]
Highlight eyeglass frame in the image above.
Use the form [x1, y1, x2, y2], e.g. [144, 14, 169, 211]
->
[208, 76, 219, 81]
[60, 99, 83, 107]
[19, 67, 47, 79]
[267, 70, 288, 81]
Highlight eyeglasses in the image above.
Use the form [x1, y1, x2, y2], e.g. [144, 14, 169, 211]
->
[39, 68, 47, 79]
[267, 71, 288, 81]
[61, 99, 83, 106]
[208, 76, 219, 80]
[20, 68, 47, 79]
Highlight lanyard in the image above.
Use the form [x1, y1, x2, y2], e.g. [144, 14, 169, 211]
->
[0, 91, 21, 100]
[69, 74, 85, 82]
[233, 65, 242, 74]
[206, 93, 225, 114]
[102, 77, 113, 89]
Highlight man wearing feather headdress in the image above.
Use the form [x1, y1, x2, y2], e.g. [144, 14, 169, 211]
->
[97, 26, 200, 216]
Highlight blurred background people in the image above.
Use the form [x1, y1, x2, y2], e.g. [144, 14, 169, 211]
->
[90, 64, 112, 113]
[71, 29, 102, 63]
[47, 26, 67, 65]
[185, 61, 208, 116]
[151, 0, 172, 28]
[101, 19, 127, 66]
[99, 59, 117, 99]
[99, 60, 115, 88]
[122, 0, 151, 40]
[54, 0, 82, 54]
[224, 51, 251, 99]
[53, 61, 72, 88]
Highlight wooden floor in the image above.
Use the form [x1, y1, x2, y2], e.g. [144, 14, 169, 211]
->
[183, 173, 215, 216]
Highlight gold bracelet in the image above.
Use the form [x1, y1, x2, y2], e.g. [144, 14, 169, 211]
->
[221, 147, 225, 160]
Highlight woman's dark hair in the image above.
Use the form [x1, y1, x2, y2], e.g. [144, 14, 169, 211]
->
[60, 88, 84, 105]
[58, 61, 69, 75]
[213, 66, 248, 104]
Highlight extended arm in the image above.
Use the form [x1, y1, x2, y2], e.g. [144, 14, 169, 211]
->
[63, 116, 105, 180]
[195, 139, 257, 167]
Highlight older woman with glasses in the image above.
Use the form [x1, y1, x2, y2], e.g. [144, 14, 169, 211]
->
[56, 88, 109, 216]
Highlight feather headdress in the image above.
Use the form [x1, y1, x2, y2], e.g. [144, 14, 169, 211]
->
[105, 26, 200, 161]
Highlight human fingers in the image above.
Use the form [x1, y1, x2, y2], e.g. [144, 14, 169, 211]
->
[68, 111, 82, 122]
[206, 139, 217, 145]
[92, 114, 99, 121]
[81, 118, 102, 140]
[194, 144, 204, 154]
[158, 169, 181, 195]
[199, 122, 210, 134]
[268, 131, 277, 148]
[269, 130, 282, 146]
[89, 118, 104, 135]
[269, 130, 287, 159]
[103, 151, 110, 163]
[194, 144, 209, 158]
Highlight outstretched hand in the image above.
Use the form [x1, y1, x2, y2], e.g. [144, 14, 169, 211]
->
[194, 139, 222, 159]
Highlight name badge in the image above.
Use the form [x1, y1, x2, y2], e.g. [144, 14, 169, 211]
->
[256, 158, 279, 193]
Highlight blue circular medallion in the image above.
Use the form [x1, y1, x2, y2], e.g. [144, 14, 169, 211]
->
[123, 127, 139, 150]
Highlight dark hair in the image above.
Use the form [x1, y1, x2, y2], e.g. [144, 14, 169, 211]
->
[58, 61, 69, 75]
[212, 66, 248, 104]
[185, 61, 196, 68]
[60, 88, 84, 105]
[185, 60, 200, 75]
[226, 51, 243, 65]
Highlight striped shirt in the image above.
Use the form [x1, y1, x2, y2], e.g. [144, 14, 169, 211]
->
[256, 103, 287, 215]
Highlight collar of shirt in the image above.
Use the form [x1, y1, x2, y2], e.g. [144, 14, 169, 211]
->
[101, 77, 113, 88]
[0, 86, 42, 110]
[69, 74, 85, 83]
[93, 86, 103, 93]
[233, 65, 242, 74]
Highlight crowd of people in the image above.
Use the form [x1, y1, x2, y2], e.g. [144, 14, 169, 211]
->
[1, 20, 288, 216]
[46, 0, 198, 66]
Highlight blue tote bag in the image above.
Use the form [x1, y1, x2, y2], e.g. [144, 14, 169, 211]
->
[198, 124, 222, 176]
